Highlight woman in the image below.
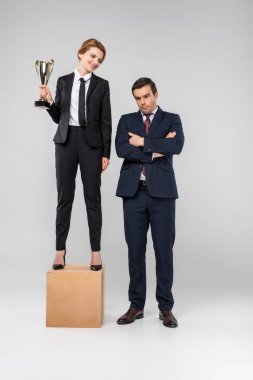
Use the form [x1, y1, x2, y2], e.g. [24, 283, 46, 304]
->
[40, 38, 112, 271]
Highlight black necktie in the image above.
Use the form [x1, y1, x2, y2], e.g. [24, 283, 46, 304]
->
[78, 78, 86, 126]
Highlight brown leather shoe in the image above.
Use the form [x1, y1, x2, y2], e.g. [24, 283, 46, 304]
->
[159, 310, 178, 328]
[117, 307, 144, 325]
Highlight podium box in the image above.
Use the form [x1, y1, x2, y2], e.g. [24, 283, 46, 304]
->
[46, 265, 104, 328]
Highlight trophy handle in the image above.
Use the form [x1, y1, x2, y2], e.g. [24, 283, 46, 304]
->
[46, 59, 54, 84]
[35, 60, 40, 77]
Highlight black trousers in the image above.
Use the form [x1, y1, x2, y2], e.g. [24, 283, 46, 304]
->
[123, 186, 176, 311]
[55, 126, 102, 251]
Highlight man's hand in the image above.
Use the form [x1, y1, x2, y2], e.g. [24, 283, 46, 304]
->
[128, 132, 144, 147]
[153, 131, 176, 158]
[153, 153, 165, 158]
[102, 157, 109, 172]
[166, 131, 176, 138]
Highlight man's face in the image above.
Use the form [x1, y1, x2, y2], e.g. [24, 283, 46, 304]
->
[133, 85, 158, 113]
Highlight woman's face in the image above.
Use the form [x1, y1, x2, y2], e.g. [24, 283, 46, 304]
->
[78, 47, 104, 73]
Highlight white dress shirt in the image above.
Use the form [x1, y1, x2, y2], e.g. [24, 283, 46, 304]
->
[140, 106, 158, 180]
[69, 68, 92, 126]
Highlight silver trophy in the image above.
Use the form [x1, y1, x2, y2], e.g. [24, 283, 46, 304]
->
[35, 59, 54, 107]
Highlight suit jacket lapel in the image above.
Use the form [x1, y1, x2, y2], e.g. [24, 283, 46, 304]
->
[87, 73, 98, 100]
[136, 107, 164, 137]
[148, 106, 164, 136]
[136, 111, 146, 136]
[63, 73, 74, 111]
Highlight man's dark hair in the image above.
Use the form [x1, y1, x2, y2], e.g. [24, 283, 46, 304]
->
[132, 77, 157, 95]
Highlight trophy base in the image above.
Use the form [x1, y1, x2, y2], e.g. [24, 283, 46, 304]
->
[34, 100, 50, 108]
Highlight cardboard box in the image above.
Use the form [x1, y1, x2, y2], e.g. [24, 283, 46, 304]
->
[46, 265, 104, 328]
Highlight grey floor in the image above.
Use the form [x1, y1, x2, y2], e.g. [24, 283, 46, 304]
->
[0, 276, 252, 380]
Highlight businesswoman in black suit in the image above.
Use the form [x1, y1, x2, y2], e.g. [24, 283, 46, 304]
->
[40, 38, 112, 271]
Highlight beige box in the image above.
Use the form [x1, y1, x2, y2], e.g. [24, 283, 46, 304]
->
[46, 265, 104, 328]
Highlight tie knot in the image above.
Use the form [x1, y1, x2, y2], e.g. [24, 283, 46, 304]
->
[79, 78, 86, 84]
[144, 113, 152, 118]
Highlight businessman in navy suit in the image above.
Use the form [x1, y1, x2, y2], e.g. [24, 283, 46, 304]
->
[115, 78, 184, 327]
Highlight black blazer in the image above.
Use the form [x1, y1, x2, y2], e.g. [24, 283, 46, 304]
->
[47, 72, 112, 158]
[115, 107, 184, 198]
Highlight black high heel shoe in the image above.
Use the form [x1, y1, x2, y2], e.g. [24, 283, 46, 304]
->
[90, 263, 102, 271]
[52, 250, 66, 270]
[90, 253, 102, 271]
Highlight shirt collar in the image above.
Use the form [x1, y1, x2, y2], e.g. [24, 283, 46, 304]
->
[74, 68, 92, 82]
[141, 106, 159, 117]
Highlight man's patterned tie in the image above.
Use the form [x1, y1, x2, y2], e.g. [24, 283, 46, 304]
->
[142, 113, 152, 176]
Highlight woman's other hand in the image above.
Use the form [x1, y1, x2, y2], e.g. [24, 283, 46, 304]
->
[102, 157, 109, 172]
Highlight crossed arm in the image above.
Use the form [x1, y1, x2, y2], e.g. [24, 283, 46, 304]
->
[115, 114, 184, 162]
[128, 131, 176, 158]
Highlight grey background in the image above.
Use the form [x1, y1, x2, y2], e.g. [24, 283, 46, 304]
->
[0, 1, 252, 377]
[1, 0, 252, 293]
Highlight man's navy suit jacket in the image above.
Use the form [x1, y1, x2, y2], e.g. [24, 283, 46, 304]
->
[115, 107, 184, 198]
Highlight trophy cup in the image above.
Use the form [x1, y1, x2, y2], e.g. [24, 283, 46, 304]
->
[35, 59, 54, 107]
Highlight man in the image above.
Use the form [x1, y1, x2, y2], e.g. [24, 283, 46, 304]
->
[115, 77, 184, 327]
